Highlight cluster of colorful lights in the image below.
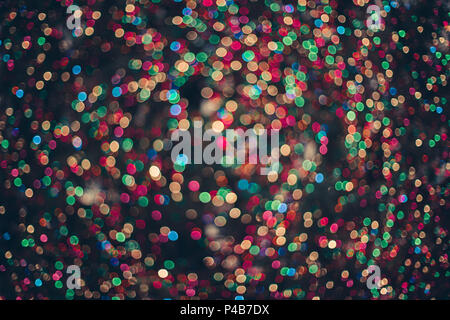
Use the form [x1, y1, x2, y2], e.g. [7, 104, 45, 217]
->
[0, 0, 448, 300]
